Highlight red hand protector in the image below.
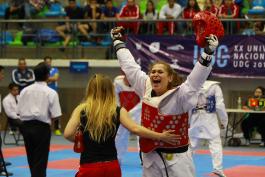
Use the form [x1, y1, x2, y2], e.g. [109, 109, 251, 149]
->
[192, 11, 224, 47]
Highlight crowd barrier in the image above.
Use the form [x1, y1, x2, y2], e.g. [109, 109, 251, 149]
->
[0, 18, 264, 59]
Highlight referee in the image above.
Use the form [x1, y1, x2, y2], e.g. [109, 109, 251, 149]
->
[17, 62, 62, 177]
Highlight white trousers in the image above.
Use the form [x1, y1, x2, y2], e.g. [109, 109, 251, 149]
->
[142, 149, 195, 177]
[190, 136, 223, 171]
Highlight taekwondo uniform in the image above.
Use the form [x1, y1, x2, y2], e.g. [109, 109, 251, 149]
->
[114, 75, 142, 163]
[189, 81, 228, 175]
[116, 47, 212, 177]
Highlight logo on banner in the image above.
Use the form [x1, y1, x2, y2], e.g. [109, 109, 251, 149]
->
[167, 44, 184, 51]
[149, 42, 160, 53]
[136, 43, 142, 50]
[170, 58, 181, 70]
[193, 45, 230, 68]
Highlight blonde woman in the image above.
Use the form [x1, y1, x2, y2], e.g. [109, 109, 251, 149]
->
[64, 74, 179, 177]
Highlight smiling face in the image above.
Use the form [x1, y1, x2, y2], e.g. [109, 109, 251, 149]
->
[149, 63, 173, 96]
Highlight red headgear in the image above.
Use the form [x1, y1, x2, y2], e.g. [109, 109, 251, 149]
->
[192, 11, 224, 47]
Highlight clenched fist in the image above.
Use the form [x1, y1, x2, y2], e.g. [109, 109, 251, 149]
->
[199, 34, 219, 67]
[111, 27, 126, 52]
[204, 34, 219, 55]
[110, 26, 125, 41]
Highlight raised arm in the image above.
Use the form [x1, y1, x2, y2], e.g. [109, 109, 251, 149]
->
[114, 76, 122, 106]
[159, 35, 218, 114]
[111, 27, 148, 97]
[179, 63, 212, 111]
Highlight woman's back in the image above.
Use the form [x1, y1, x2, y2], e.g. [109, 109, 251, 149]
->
[80, 107, 121, 164]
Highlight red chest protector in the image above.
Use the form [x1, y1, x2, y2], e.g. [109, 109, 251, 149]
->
[119, 91, 140, 111]
[139, 102, 189, 153]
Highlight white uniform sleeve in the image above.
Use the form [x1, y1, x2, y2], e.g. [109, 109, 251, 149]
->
[114, 78, 122, 106]
[214, 85, 228, 127]
[2, 98, 19, 119]
[158, 62, 212, 115]
[49, 92, 62, 119]
[116, 48, 148, 97]
[129, 102, 142, 116]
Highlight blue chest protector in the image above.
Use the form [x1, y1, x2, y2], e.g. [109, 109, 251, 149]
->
[192, 95, 216, 114]
[206, 95, 216, 113]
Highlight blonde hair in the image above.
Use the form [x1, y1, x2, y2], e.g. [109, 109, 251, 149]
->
[79, 74, 117, 143]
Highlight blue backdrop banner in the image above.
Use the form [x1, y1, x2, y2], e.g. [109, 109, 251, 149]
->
[126, 35, 265, 78]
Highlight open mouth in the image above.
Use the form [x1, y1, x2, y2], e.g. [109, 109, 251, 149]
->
[152, 80, 161, 84]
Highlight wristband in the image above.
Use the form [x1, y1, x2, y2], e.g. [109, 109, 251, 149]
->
[204, 47, 214, 55]
[199, 52, 212, 67]
[113, 40, 126, 52]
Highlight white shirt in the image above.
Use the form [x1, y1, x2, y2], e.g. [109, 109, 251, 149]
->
[17, 81, 62, 125]
[2, 93, 19, 119]
[159, 3, 182, 19]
